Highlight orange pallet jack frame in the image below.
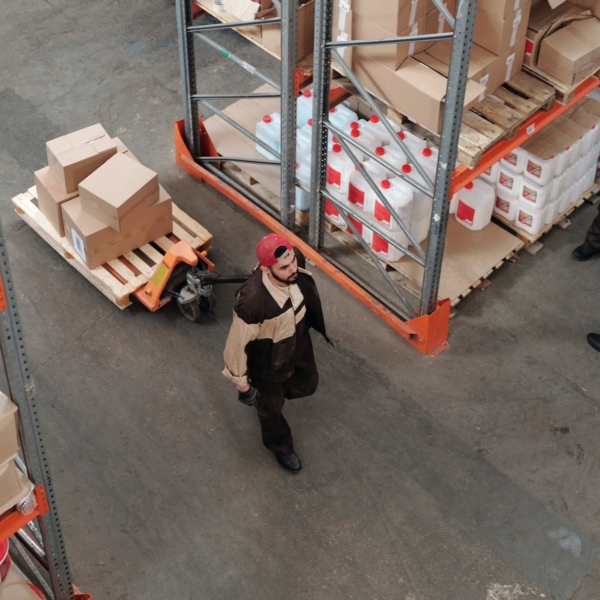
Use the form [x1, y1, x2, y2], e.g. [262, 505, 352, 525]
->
[174, 118, 450, 356]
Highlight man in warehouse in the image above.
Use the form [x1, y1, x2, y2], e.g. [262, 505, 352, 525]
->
[572, 207, 600, 352]
[222, 234, 331, 474]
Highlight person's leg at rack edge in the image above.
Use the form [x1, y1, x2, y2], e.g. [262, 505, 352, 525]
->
[572, 204, 600, 351]
[222, 234, 332, 474]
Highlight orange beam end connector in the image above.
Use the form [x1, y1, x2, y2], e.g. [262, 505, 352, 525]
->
[174, 119, 450, 356]
[0, 485, 49, 543]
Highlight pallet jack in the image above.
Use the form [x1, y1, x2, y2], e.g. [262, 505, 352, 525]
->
[133, 240, 248, 322]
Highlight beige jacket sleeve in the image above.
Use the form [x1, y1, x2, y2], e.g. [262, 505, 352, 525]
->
[222, 311, 261, 387]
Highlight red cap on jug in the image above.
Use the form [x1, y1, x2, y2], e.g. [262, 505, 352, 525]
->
[397, 131, 405, 140]
[302, 89, 311, 97]
[350, 121, 359, 129]
[381, 180, 391, 189]
[370, 115, 380, 123]
[308, 119, 313, 126]
[333, 144, 342, 152]
[375, 147, 385, 156]
[402, 164, 412, 174]
[466, 182, 474, 190]
[351, 129, 360, 138]
[330, 107, 336, 113]
[422, 148, 433, 157]
[332, 137, 338, 143]
[262, 115, 272, 123]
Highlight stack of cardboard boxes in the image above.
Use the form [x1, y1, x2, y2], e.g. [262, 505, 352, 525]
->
[333, 0, 530, 133]
[34, 124, 173, 270]
[0, 392, 33, 518]
[525, 0, 600, 87]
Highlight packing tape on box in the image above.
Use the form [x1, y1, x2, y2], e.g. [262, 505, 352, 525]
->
[409, 22, 419, 56]
[337, 32, 348, 59]
[514, 0, 521, 11]
[55, 133, 110, 155]
[510, 9, 522, 48]
[479, 74, 489, 102]
[410, 0, 419, 26]
[336, 0, 349, 30]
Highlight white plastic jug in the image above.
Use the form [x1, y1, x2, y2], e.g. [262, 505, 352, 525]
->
[545, 199, 559, 225]
[497, 165, 522, 196]
[326, 143, 354, 200]
[345, 213, 373, 245]
[553, 149, 569, 176]
[295, 161, 312, 211]
[494, 188, 519, 221]
[524, 152, 556, 185]
[549, 175, 563, 201]
[400, 129, 428, 154]
[480, 162, 500, 186]
[454, 179, 495, 231]
[558, 189, 570, 213]
[374, 145, 407, 177]
[568, 139, 581, 166]
[518, 178, 550, 210]
[255, 113, 281, 160]
[373, 178, 414, 231]
[329, 105, 358, 133]
[366, 114, 401, 146]
[580, 127, 596, 156]
[416, 147, 439, 179]
[348, 161, 385, 213]
[500, 147, 528, 174]
[371, 229, 409, 263]
[402, 164, 433, 244]
[349, 127, 380, 153]
[297, 90, 313, 128]
[325, 198, 345, 226]
[515, 200, 547, 236]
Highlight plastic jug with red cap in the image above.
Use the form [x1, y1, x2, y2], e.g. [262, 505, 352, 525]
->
[346, 213, 373, 245]
[255, 113, 281, 160]
[329, 104, 358, 133]
[373, 146, 407, 177]
[416, 146, 439, 179]
[348, 161, 386, 213]
[297, 89, 313, 128]
[500, 147, 528, 173]
[373, 178, 414, 234]
[365, 114, 402, 146]
[400, 163, 433, 244]
[326, 143, 354, 201]
[348, 126, 380, 154]
[371, 228, 411, 262]
[454, 179, 495, 231]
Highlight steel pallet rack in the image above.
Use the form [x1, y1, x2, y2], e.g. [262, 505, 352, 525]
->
[0, 216, 89, 599]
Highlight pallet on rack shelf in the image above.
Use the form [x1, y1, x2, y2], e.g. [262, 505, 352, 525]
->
[493, 182, 600, 252]
[324, 218, 523, 308]
[12, 187, 212, 309]
[523, 65, 600, 104]
[401, 71, 556, 168]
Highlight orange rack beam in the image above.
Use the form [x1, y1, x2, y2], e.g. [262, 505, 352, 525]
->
[451, 76, 600, 196]
[174, 118, 450, 356]
[0, 485, 48, 543]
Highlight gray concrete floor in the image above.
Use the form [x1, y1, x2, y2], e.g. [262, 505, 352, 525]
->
[1, 1, 600, 599]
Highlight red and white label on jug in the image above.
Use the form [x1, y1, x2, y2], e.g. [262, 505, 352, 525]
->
[457, 201, 475, 226]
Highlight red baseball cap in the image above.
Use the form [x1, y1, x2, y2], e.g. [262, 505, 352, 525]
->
[256, 234, 293, 267]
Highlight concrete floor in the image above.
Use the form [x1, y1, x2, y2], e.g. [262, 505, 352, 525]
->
[1, 1, 600, 599]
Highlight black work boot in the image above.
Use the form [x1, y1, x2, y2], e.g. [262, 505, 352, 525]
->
[587, 333, 600, 352]
[275, 452, 302, 474]
[572, 244, 600, 261]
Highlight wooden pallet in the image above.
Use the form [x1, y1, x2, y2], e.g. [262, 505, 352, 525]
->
[523, 65, 600, 105]
[493, 182, 600, 253]
[324, 217, 523, 308]
[12, 187, 213, 309]
[402, 71, 556, 168]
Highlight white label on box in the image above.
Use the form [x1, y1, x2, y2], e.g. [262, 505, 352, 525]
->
[506, 53, 516, 80]
[71, 229, 86, 263]
[339, 0, 350, 11]
[479, 74, 489, 102]
[410, 0, 418, 25]
[408, 23, 418, 56]
[511, 10, 522, 47]
[527, 124, 535, 135]
[438, 12, 444, 34]
[514, 0, 520, 10]
[337, 1, 349, 30]
[337, 33, 348, 58]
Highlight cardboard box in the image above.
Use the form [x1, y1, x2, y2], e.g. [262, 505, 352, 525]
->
[62, 186, 173, 270]
[426, 0, 457, 35]
[350, 14, 428, 71]
[0, 461, 34, 515]
[473, 1, 531, 55]
[393, 57, 485, 133]
[46, 124, 117, 193]
[352, 50, 396, 106]
[112, 137, 140, 163]
[34, 167, 79, 237]
[478, 0, 529, 19]
[537, 17, 600, 85]
[332, 9, 354, 68]
[262, 0, 315, 60]
[573, 0, 600, 17]
[524, 2, 589, 67]
[0, 392, 18, 469]
[345, 0, 431, 35]
[78, 153, 160, 232]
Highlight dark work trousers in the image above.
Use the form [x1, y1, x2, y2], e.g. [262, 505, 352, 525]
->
[252, 319, 319, 455]
[584, 204, 600, 250]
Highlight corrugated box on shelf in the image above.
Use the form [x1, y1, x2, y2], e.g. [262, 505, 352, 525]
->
[62, 185, 173, 270]
[78, 153, 160, 232]
[352, 51, 396, 107]
[523, 1, 588, 67]
[426, 0, 457, 36]
[0, 392, 18, 469]
[262, 0, 315, 59]
[0, 461, 34, 516]
[478, 0, 530, 19]
[344, 0, 431, 36]
[332, 7, 354, 68]
[46, 124, 117, 193]
[393, 57, 485, 133]
[572, 0, 600, 18]
[537, 16, 600, 85]
[34, 167, 79, 237]
[473, 1, 531, 56]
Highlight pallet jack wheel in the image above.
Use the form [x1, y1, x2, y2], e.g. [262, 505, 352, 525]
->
[177, 299, 203, 322]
